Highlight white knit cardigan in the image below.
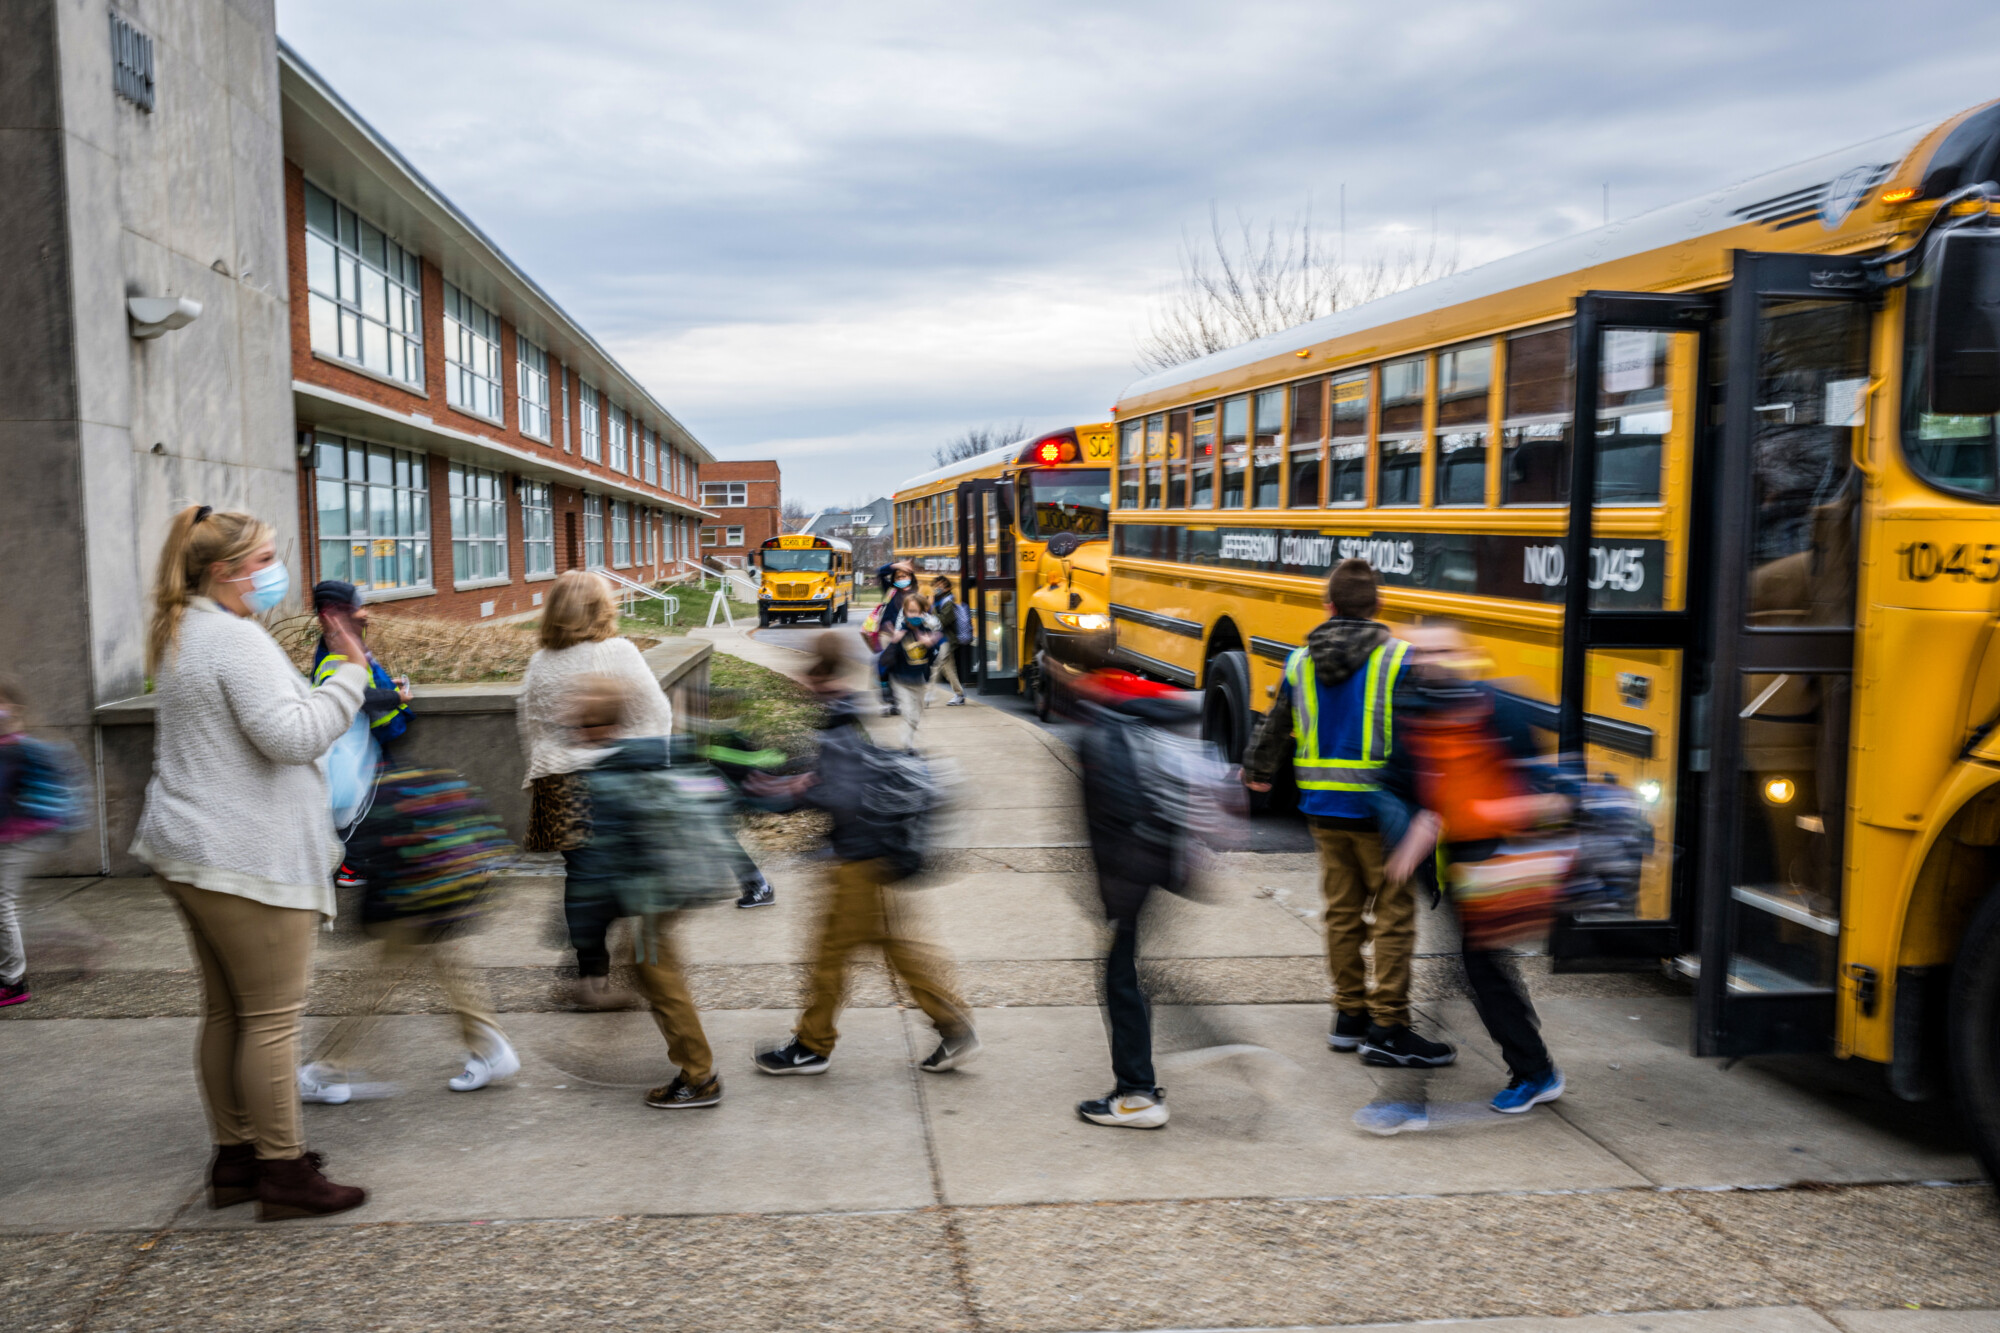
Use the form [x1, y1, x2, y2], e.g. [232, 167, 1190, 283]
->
[132, 597, 366, 918]
[516, 637, 675, 785]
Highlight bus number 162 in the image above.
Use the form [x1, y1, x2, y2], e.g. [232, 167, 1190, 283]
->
[1896, 541, 2000, 583]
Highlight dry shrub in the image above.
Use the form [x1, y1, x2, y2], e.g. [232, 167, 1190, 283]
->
[270, 611, 659, 685]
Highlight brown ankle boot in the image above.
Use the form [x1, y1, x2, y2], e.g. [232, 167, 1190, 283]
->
[208, 1143, 259, 1209]
[255, 1151, 366, 1221]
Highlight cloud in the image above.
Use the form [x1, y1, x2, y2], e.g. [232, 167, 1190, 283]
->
[277, 0, 2000, 504]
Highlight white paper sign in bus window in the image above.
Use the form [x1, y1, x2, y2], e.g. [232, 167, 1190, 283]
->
[1603, 330, 1656, 395]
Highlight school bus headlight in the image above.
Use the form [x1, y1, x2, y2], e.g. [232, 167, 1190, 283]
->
[1762, 776, 1796, 806]
[1637, 780, 1662, 805]
[1055, 612, 1110, 631]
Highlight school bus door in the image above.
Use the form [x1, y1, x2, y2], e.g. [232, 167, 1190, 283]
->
[1556, 254, 1874, 1060]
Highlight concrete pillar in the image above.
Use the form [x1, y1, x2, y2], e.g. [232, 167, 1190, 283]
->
[0, 0, 294, 873]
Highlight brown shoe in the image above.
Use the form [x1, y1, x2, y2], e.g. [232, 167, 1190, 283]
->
[208, 1143, 259, 1209]
[255, 1151, 366, 1221]
[644, 1072, 722, 1109]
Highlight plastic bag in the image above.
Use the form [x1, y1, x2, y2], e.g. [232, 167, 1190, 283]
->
[321, 711, 381, 833]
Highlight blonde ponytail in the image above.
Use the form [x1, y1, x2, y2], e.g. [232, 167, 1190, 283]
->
[146, 505, 275, 673]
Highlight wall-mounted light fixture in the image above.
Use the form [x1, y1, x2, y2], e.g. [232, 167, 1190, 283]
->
[128, 296, 201, 340]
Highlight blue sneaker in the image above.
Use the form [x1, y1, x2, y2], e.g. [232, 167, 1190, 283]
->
[1490, 1068, 1565, 1114]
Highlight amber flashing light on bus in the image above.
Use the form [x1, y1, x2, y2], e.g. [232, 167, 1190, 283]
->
[1881, 186, 1918, 204]
[1763, 777, 1797, 806]
[1034, 438, 1079, 464]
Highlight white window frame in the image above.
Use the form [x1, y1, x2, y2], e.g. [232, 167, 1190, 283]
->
[643, 427, 659, 485]
[312, 433, 431, 593]
[448, 461, 510, 586]
[579, 382, 601, 462]
[724, 526, 744, 546]
[608, 404, 629, 473]
[583, 495, 605, 568]
[611, 500, 632, 567]
[443, 284, 503, 423]
[520, 480, 555, 578]
[516, 337, 551, 442]
[700, 526, 720, 548]
[303, 181, 424, 389]
[703, 481, 748, 508]
[559, 364, 572, 453]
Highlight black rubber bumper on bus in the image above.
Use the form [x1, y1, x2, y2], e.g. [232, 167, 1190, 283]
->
[1041, 628, 1115, 670]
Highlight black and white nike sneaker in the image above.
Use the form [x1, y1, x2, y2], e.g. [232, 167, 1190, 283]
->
[919, 1030, 982, 1073]
[1358, 1024, 1458, 1068]
[736, 875, 775, 908]
[1077, 1088, 1169, 1129]
[1327, 1010, 1370, 1053]
[753, 1038, 830, 1076]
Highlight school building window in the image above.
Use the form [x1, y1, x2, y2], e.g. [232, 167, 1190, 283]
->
[579, 382, 601, 462]
[516, 338, 551, 441]
[703, 481, 747, 507]
[612, 501, 632, 567]
[643, 427, 658, 485]
[443, 284, 503, 422]
[520, 480, 554, 577]
[303, 181, 424, 389]
[313, 434, 431, 592]
[448, 462, 508, 583]
[608, 404, 629, 473]
[701, 525, 720, 547]
[583, 495, 605, 568]
[725, 526, 744, 546]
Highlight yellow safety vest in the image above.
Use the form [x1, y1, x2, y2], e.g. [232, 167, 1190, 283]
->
[1286, 638, 1408, 792]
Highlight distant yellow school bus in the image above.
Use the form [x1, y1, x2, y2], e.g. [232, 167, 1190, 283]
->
[893, 424, 1116, 710]
[753, 533, 853, 627]
[1106, 99, 2000, 1176]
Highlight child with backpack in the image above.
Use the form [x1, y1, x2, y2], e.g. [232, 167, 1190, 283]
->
[0, 680, 86, 1007]
[929, 576, 971, 706]
[749, 633, 977, 1078]
[882, 593, 944, 750]
[566, 674, 739, 1109]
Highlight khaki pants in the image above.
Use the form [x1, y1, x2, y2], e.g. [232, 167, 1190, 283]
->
[932, 645, 964, 699]
[162, 880, 317, 1160]
[797, 858, 969, 1056]
[317, 923, 506, 1079]
[1307, 824, 1415, 1028]
[891, 677, 927, 749]
[633, 912, 714, 1083]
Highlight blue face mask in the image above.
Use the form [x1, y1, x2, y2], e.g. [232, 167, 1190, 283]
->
[228, 561, 290, 614]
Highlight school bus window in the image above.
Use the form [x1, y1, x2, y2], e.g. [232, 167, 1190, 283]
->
[1191, 404, 1217, 507]
[1902, 258, 2000, 498]
[1144, 413, 1166, 509]
[1220, 396, 1250, 507]
[1288, 377, 1326, 508]
[1502, 324, 1573, 505]
[1118, 420, 1142, 510]
[1166, 410, 1189, 508]
[1745, 299, 1868, 629]
[761, 547, 833, 573]
[1329, 370, 1369, 505]
[1251, 389, 1284, 507]
[1434, 342, 1492, 506]
[1595, 328, 1669, 504]
[1024, 468, 1111, 539]
[1377, 356, 1426, 507]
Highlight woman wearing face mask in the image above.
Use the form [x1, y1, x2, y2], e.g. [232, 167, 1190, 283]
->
[133, 504, 372, 1220]
[876, 562, 917, 715]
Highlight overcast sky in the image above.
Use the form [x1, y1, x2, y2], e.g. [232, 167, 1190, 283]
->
[277, 0, 2000, 509]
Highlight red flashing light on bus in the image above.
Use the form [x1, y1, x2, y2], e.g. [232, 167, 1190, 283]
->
[1037, 440, 1062, 464]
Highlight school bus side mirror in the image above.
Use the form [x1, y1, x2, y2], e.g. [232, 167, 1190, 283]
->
[1927, 228, 2000, 416]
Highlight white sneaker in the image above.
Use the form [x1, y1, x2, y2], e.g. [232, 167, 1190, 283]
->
[297, 1062, 352, 1105]
[449, 1036, 521, 1092]
[1077, 1089, 1169, 1129]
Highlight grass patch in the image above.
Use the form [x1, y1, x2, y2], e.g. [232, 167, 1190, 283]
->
[708, 653, 821, 761]
[271, 613, 657, 684]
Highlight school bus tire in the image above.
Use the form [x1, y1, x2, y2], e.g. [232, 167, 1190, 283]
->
[756, 607, 770, 629]
[820, 605, 834, 627]
[1203, 649, 1253, 767]
[1948, 884, 2000, 1188]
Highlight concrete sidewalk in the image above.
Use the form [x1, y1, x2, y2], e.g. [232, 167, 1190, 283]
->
[4, 635, 1995, 1331]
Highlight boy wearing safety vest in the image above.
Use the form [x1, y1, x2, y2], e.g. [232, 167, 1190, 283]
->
[1245, 559, 1456, 1069]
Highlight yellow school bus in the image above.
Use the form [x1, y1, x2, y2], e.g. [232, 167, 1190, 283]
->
[753, 533, 853, 627]
[894, 424, 1116, 710]
[1106, 98, 2000, 1176]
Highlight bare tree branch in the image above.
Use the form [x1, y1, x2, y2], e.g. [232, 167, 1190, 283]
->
[932, 419, 1029, 469]
[1136, 206, 1460, 374]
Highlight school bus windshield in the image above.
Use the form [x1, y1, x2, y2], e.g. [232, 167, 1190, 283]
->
[760, 549, 833, 573]
[1024, 468, 1111, 539]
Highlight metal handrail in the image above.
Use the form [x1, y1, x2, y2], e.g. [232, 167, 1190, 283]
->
[594, 566, 680, 621]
